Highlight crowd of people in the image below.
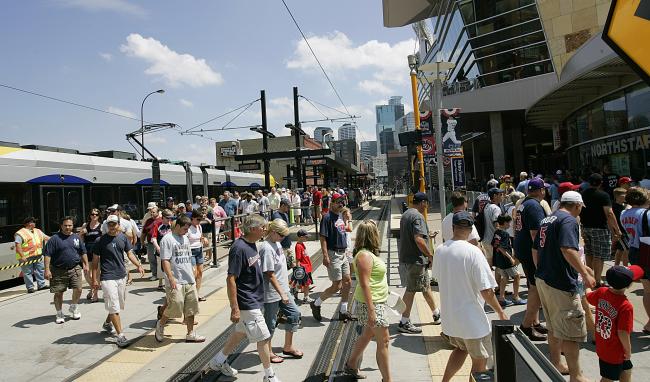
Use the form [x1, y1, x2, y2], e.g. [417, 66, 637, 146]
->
[433, 169, 650, 382]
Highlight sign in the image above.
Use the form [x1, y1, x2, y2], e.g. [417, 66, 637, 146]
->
[443, 156, 451, 166]
[587, 132, 650, 157]
[238, 162, 261, 171]
[451, 157, 466, 188]
[305, 158, 326, 166]
[552, 123, 561, 150]
[419, 111, 433, 136]
[220, 146, 237, 157]
[422, 136, 435, 155]
[441, 108, 463, 156]
[603, 0, 650, 84]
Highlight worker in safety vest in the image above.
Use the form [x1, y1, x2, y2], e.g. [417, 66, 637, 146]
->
[15, 217, 49, 293]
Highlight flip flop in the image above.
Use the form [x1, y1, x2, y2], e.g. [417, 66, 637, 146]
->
[282, 350, 304, 359]
[126, 279, 134, 286]
[270, 354, 284, 364]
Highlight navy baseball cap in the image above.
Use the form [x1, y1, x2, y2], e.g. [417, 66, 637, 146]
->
[413, 192, 428, 202]
[528, 178, 549, 191]
[452, 211, 474, 227]
[606, 265, 644, 289]
[488, 187, 505, 198]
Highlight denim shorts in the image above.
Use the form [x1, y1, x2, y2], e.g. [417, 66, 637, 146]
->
[263, 297, 301, 336]
[190, 247, 204, 266]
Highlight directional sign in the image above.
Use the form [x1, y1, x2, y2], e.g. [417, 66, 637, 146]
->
[603, 0, 650, 84]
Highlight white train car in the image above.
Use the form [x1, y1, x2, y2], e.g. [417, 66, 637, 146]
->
[0, 143, 265, 282]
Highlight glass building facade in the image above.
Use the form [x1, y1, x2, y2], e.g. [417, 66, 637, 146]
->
[422, 0, 553, 92]
[375, 99, 404, 154]
[564, 82, 650, 179]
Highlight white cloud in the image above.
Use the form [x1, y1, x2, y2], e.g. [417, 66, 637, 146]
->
[146, 136, 167, 144]
[107, 106, 136, 119]
[55, 0, 146, 17]
[120, 33, 223, 88]
[99, 52, 113, 61]
[287, 31, 415, 91]
[358, 80, 391, 95]
[179, 98, 194, 108]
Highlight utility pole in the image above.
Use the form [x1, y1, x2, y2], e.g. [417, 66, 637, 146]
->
[408, 55, 427, 218]
[260, 90, 271, 190]
[293, 86, 303, 189]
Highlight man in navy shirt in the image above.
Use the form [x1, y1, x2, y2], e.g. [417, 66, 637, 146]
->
[209, 214, 281, 382]
[44, 216, 88, 324]
[92, 215, 144, 347]
[534, 191, 596, 381]
[513, 178, 548, 341]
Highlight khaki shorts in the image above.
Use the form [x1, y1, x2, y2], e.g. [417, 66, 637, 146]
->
[448, 334, 492, 359]
[235, 309, 271, 343]
[483, 243, 494, 265]
[327, 250, 350, 282]
[398, 263, 430, 292]
[535, 277, 587, 342]
[50, 265, 83, 293]
[101, 277, 127, 314]
[164, 284, 199, 319]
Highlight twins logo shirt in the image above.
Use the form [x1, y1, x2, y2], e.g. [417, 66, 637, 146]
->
[586, 287, 634, 364]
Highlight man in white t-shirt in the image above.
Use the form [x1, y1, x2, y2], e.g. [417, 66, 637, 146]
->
[481, 188, 505, 265]
[433, 212, 508, 381]
[441, 192, 480, 246]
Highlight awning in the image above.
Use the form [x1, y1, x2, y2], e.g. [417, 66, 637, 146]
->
[382, 0, 445, 27]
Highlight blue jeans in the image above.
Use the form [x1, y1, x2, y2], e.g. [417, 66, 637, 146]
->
[146, 243, 158, 278]
[21, 258, 45, 290]
[263, 297, 301, 336]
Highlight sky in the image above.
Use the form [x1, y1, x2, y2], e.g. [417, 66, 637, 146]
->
[1, 0, 415, 165]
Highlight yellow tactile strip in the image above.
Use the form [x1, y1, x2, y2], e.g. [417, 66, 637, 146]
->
[77, 287, 229, 382]
[414, 292, 475, 382]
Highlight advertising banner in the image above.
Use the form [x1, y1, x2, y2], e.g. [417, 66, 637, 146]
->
[451, 156, 466, 188]
[422, 136, 435, 155]
[419, 110, 433, 136]
[440, 108, 463, 157]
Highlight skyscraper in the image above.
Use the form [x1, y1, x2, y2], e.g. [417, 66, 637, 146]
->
[375, 96, 404, 154]
[360, 141, 377, 163]
[338, 123, 356, 141]
[313, 127, 334, 143]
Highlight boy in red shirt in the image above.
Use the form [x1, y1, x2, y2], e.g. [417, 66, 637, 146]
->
[291, 229, 313, 303]
[586, 265, 643, 382]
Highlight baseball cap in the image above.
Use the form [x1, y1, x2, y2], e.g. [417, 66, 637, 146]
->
[606, 265, 644, 289]
[177, 203, 186, 209]
[561, 191, 585, 206]
[618, 176, 633, 186]
[107, 204, 119, 211]
[166, 196, 174, 201]
[332, 193, 343, 201]
[452, 211, 474, 227]
[558, 182, 580, 195]
[413, 192, 428, 203]
[147, 202, 157, 210]
[487, 179, 498, 188]
[588, 173, 603, 186]
[528, 178, 548, 191]
[520, 171, 528, 178]
[297, 229, 310, 237]
[556, 170, 563, 175]
[106, 215, 120, 224]
[185, 200, 192, 204]
[488, 187, 505, 198]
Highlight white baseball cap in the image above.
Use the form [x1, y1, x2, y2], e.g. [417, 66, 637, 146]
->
[106, 215, 120, 223]
[561, 191, 585, 206]
[147, 202, 157, 210]
[107, 204, 119, 211]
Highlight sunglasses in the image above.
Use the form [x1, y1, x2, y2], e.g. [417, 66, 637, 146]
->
[90, 213, 98, 216]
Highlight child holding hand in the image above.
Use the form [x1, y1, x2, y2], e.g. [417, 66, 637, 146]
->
[291, 229, 314, 303]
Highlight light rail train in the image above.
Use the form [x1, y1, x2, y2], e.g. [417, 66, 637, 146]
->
[0, 143, 265, 281]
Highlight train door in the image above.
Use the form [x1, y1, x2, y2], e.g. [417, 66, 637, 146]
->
[40, 186, 85, 234]
[141, 186, 166, 208]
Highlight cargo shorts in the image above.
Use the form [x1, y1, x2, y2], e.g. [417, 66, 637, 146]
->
[398, 262, 430, 292]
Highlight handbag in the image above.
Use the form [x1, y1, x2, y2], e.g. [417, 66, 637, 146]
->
[638, 209, 650, 271]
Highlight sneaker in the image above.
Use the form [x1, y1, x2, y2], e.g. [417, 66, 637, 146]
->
[513, 298, 527, 305]
[310, 301, 322, 321]
[263, 375, 282, 382]
[499, 299, 514, 307]
[38, 284, 49, 291]
[154, 320, 164, 342]
[103, 321, 117, 335]
[208, 360, 238, 377]
[55, 312, 65, 324]
[338, 311, 357, 321]
[27, 288, 35, 294]
[185, 331, 206, 343]
[69, 306, 81, 320]
[398, 320, 422, 334]
[432, 310, 441, 325]
[149, 276, 158, 281]
[116, 334, 130, 348]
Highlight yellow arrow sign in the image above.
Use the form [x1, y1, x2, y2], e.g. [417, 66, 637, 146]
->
[603, 0, 650, 84]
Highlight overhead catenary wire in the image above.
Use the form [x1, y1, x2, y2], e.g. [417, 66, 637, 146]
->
[280, 0, 352, 116]
[185, 98, 259, 132]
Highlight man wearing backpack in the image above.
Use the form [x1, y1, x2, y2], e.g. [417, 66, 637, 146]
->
[472, 180, 497, 237]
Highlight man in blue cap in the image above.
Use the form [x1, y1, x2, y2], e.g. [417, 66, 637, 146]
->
[397, 192, 441, 333]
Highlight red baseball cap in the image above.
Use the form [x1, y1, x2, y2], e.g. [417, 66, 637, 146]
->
[558, 182, 580, 195]
[331, 193, 343, 201]
[618, 176, 632, 186]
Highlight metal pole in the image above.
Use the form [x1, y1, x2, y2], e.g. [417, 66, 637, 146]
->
[293, 86, 302, 190]
[493, 321, 516, 382]
[472, 140, 477, 180]
[140, 90, 164, 160]
[432, 76, 446, 218]
[410, 66, 427, 218]
[261, 90, 271, 190]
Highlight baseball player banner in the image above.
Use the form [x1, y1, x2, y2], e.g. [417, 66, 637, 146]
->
[441, 108, 463, 156]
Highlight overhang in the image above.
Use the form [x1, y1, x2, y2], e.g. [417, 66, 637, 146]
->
[526, 34, 641, 130]
[382, 0, 449, 27]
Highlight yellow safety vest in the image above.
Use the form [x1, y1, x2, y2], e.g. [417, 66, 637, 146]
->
[15, 227, 44, 261]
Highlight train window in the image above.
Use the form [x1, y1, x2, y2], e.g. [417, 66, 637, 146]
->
[66, 190, 83, 227]
[192, 185, 204, 200]
[118, 186, 140, 218]
[90, 186, 113, 211]
[166, 185, 186, 204]
[0, 183, 33, 228]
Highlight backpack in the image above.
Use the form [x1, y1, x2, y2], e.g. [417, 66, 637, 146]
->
[474, 198, 490, 241]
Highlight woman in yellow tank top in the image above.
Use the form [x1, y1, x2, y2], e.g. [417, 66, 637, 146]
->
[344, 220, 391, 382]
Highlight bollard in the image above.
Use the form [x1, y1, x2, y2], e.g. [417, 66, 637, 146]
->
[492, 320, 516, 382]
[211, 219, 220, 268]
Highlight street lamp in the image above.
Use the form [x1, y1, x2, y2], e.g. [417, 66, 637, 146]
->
[141, 89, 165, 160]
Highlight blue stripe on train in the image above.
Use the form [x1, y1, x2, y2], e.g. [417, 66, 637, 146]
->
[136, 178, 170, 185]
[27, 174, 92, 184]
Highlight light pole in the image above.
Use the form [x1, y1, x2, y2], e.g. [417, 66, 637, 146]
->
[140, 89, 165, 160]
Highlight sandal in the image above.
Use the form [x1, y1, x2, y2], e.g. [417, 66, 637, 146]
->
[282, 349, 303, 359]
[270, 354, 284, 364]
[126, 279, 134, 286]
[344, 364, 366, 379]
[86, 291, 93, 301]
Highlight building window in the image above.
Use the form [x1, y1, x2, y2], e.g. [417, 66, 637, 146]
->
[626, 83, 650, 130]
[603, 92, 627, 135]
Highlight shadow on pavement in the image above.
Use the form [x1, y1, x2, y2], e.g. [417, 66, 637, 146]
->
[53, 331, 108, 345]
[128, 318, 156, 331]
[129, 287, 161, 296]
[13, 314, 53, 328]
